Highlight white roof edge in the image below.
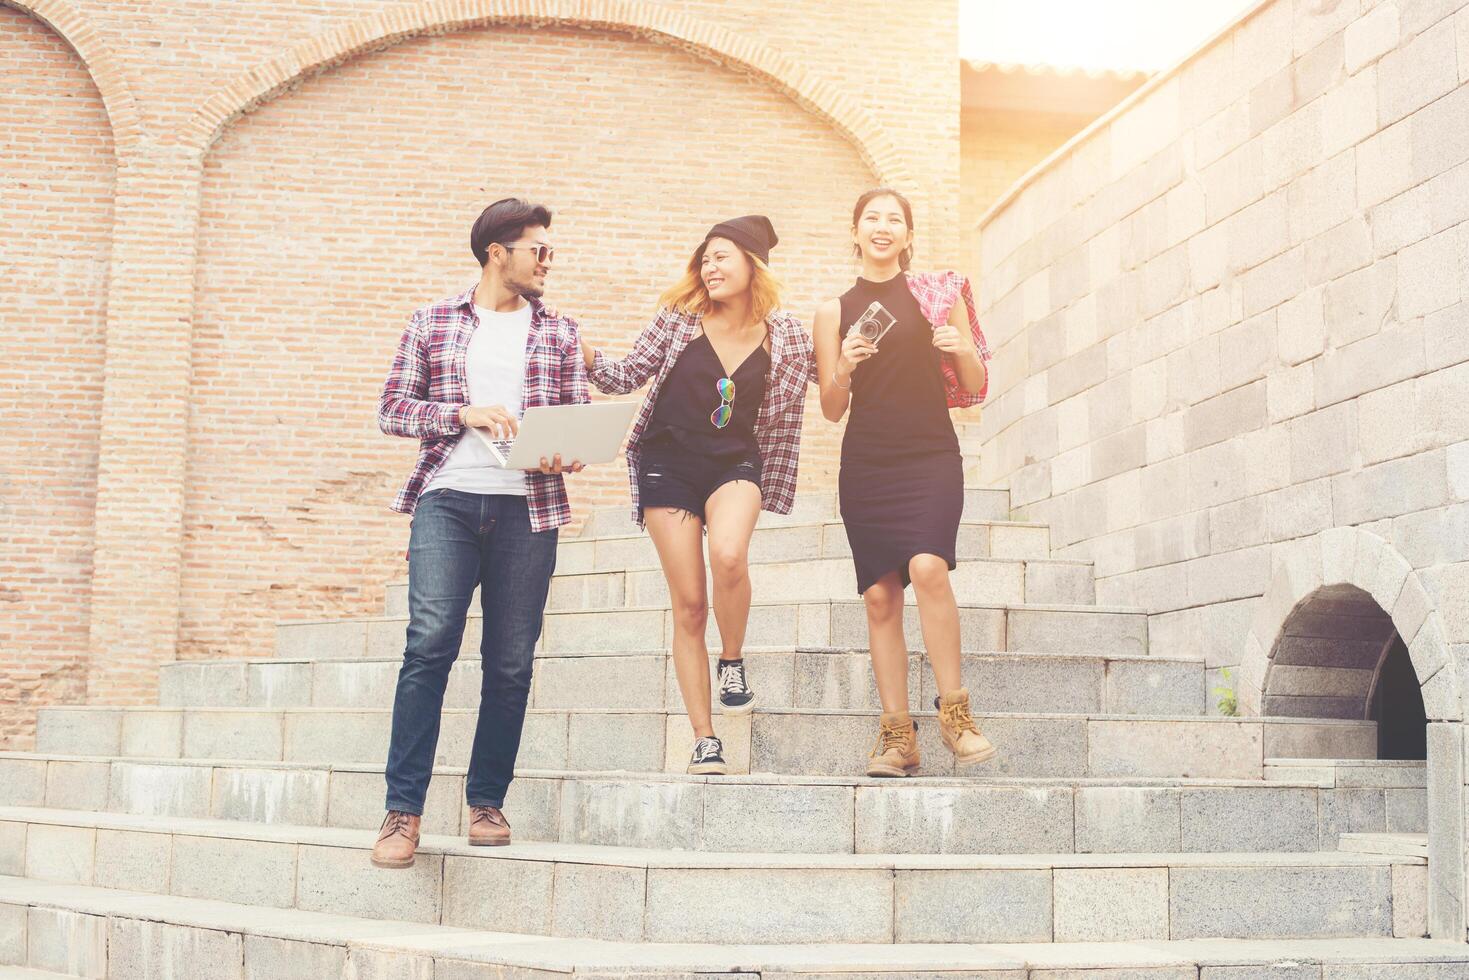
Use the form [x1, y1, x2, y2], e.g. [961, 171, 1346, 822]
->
[963, 59, 1153, 82]
[973, 0, 1275, 234]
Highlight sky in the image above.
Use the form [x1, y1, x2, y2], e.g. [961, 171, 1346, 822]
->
[960, 0, 1257, 73]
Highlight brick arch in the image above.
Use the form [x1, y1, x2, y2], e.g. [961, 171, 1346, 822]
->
[1239, 527, 1459, 723]
[0, 0, 121, 746]
[0, 0, 141, 147]
[177, 0, 912, 185]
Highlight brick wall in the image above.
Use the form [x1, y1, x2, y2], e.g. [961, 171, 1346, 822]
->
[0, 6, 115, 747]
[975, 0, 1469, 705]
[179, 22, 876, 663]
[4, 0, 1037, 747]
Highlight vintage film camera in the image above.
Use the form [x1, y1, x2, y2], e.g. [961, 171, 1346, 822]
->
[853, 300, 896, 347]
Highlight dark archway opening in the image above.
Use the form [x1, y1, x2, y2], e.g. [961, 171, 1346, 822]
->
[1266, 584, 1428, 762]
[1370, 634, 1428, 760]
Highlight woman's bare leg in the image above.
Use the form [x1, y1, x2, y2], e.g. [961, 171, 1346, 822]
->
[909, 554, 964, 696]
[863, 572, 910, 713]
[703, 479, 762, 661]
[645, 508, 714, 738]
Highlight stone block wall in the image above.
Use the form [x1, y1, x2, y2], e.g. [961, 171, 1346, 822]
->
[975, 0, 1469, 705]
[960, 107, 1095, 279]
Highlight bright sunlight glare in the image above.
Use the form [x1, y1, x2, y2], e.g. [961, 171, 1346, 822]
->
[960, 0, 1257, 73]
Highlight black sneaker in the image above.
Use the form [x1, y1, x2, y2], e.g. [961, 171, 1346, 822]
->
[687, 736, 727, 775]
[717, 658, 756, 715]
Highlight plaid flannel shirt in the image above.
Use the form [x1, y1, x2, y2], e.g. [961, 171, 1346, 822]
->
[589, 308, 814, 526]
[905, 270, 992, 406]
[378, 284, 590, 532]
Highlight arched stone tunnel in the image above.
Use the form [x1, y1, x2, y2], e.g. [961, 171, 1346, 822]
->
[1263, 583, 1426, 760]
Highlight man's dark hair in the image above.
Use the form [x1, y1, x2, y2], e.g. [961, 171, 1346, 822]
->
[470, 197, 553, 267]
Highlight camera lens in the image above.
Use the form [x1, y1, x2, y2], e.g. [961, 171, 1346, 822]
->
[859, 319, 878, 340]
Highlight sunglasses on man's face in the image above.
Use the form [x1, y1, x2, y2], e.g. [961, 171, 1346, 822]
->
[500, 242, 555, 265]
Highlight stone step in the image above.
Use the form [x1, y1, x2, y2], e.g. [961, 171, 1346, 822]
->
[530, 555, 1096, 612]
[3, 875, 1459, 978]
[549, 516, 1050, 577]
[32, 705, 1377, 779]
[578, 486, 1012, 538]
[956, 420, 985, 441]
[1266, 757, 1428, 787]
[564, 516, 1052, 574]
[0, 968, 79, 980]
[277, 599, 1151, 661]
[0, 753, 1423, 855]
[386, 518, 1060, 616]
[0, 807, 1423, 944]
[156, 647, 1208, 716]
[1341, 833, 1430, 859]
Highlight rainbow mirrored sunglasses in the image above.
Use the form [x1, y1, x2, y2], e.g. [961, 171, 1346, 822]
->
[710, 377, 736, 429]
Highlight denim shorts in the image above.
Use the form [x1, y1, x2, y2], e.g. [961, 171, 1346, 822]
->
[638, 442, 762, 522]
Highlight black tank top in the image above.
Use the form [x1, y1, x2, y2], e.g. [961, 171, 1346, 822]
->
[647, 330, 769, 456]
[838, 274, 959, 460]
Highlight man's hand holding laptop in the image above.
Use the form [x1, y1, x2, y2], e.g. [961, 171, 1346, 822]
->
[533, 453, 583, 475]
[458, 404, 584, 475]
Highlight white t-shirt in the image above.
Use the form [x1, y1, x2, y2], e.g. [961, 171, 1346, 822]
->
[424, 303, 533, 496]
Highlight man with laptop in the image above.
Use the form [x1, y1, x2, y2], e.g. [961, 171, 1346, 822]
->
[371, 197, 633, 868]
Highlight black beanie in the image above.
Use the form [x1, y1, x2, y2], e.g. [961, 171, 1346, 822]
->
[705, 215, 779, 266]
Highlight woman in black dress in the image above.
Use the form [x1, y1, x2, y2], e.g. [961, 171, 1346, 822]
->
[813, 188, 998, 777]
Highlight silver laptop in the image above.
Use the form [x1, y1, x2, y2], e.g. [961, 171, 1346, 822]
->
[469, 401, 638, 469]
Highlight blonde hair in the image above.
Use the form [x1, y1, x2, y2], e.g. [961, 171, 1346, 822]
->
[657, 241, 783, 324]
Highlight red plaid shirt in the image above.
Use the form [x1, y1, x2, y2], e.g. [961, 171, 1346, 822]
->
[905, 271, 992, 406]
[378, 285, 590, 532]
[589, 308, 814, 526]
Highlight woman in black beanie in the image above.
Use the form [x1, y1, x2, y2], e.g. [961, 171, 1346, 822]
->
[580, 217, 813, 775]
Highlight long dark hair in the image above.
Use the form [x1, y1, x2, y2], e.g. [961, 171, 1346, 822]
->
[851, 187, 915, 271]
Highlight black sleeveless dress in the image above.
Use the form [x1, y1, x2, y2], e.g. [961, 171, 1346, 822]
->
[837, 274, 962, 593]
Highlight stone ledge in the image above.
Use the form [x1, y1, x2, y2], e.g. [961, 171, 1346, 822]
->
[279, 598, 1152, 628]
[1, 753, 1420, 855]
[4, 874, 1467, 977]
[0, 805, 1420, 869]
[0, 809, 1421, 944]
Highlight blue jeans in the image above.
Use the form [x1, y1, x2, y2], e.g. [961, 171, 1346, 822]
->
[384, 490, 558, 814]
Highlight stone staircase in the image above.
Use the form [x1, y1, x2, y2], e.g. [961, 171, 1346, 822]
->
[1, 488, 1465, 977]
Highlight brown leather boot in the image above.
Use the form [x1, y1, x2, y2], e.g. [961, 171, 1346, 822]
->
[468, 805, 511, 846]
[866, 710, 920, 777]
[935, 688, 998, 766]
[370, 810, 420, 869]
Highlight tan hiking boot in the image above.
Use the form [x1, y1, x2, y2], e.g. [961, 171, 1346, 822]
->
[468, 805, 511, 846]
[370, 810, 420, 869]
[935, 688, 998, 766]
[866, 710, 920, 777]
